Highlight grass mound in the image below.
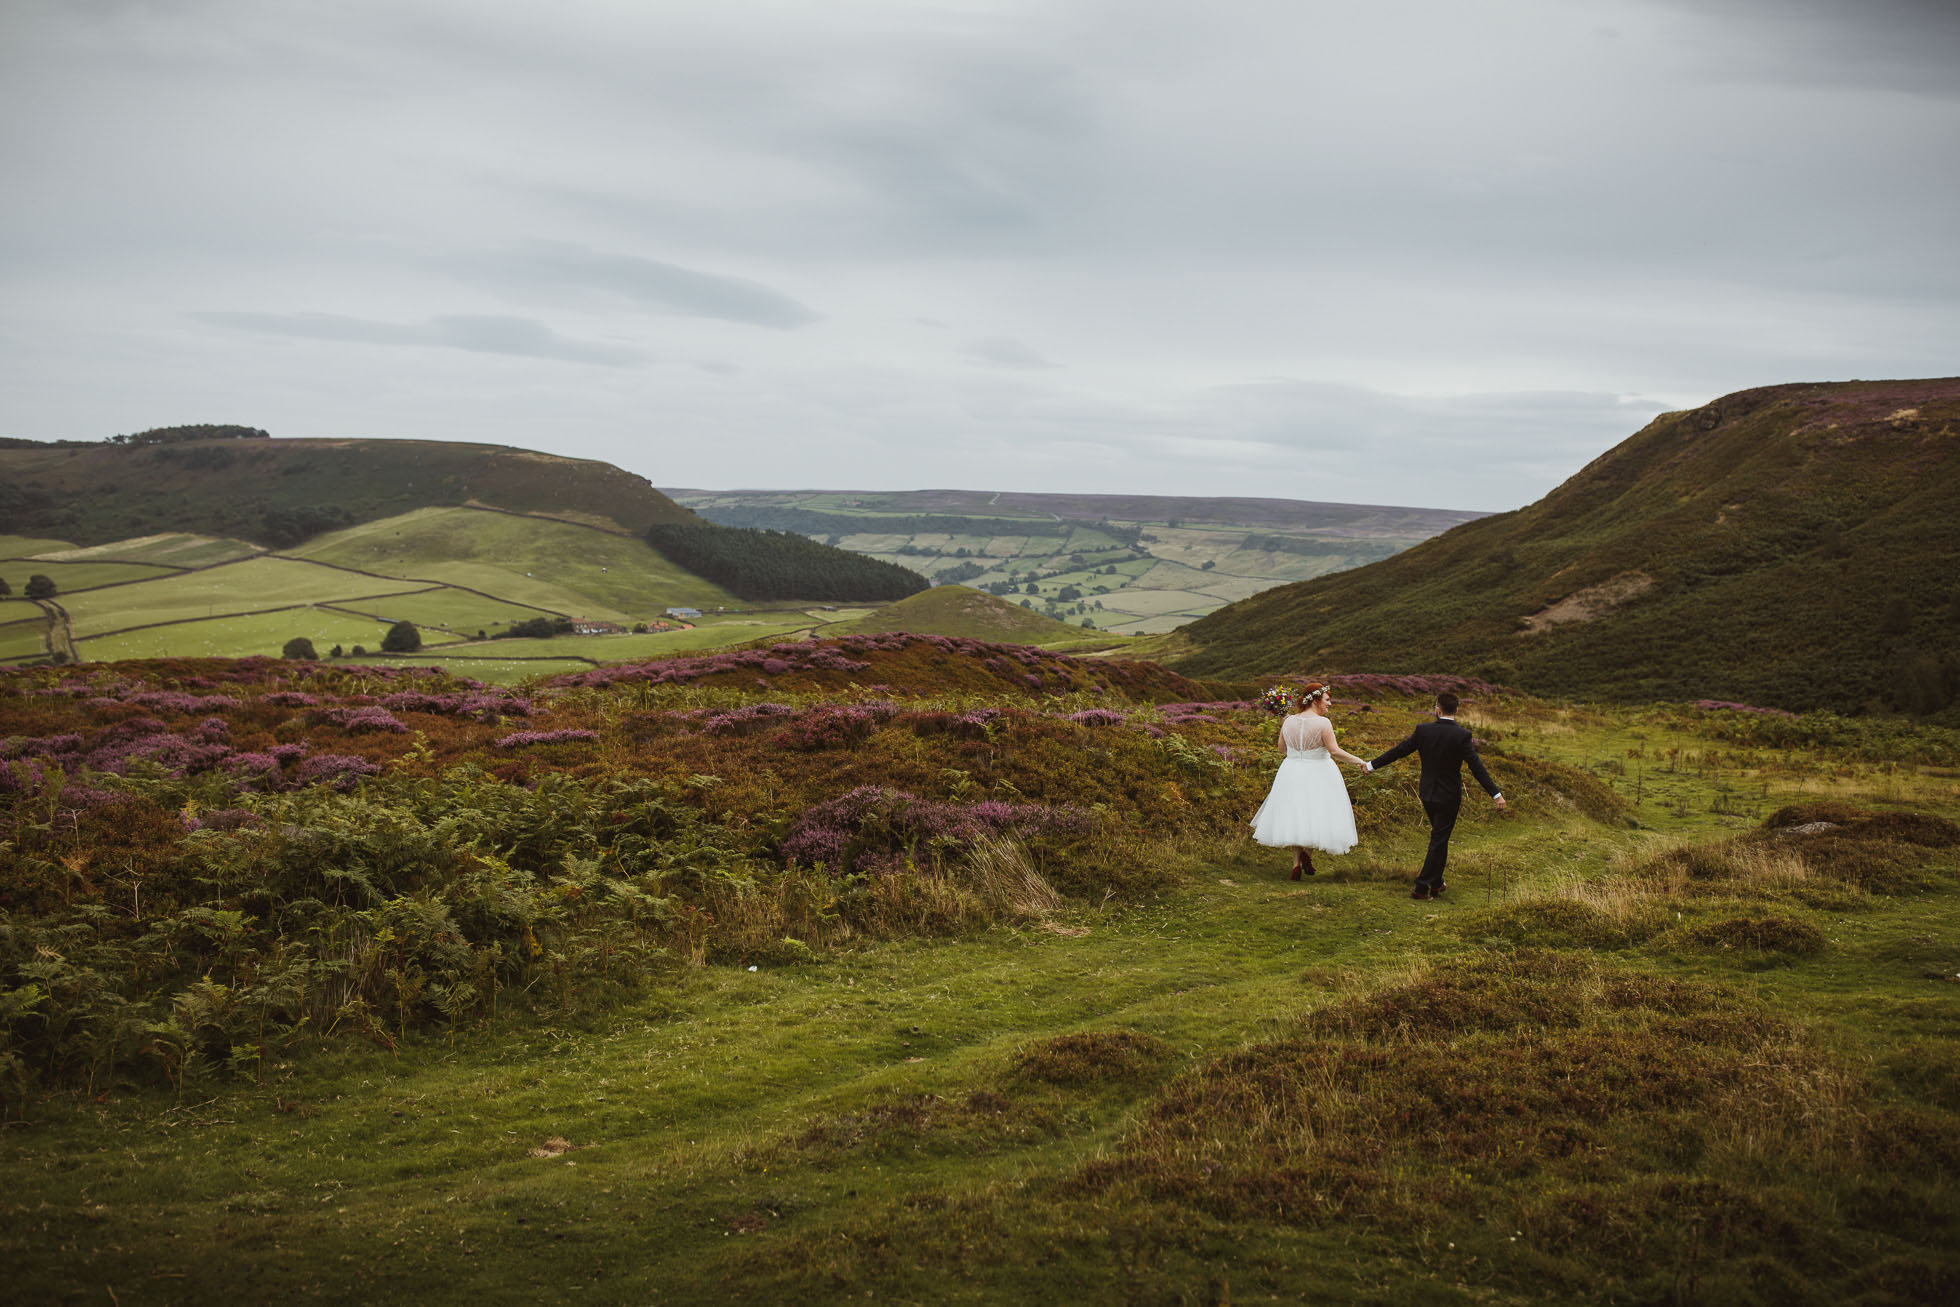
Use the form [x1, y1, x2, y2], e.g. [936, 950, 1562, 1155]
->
[1764, 800, 1960, 846]
[1633, 802, 1958, 898]
[1675, 914, 1828, 960]
[838, 587, 1104, 647]
[1073, 951, 1956, 1303]
[1008, 1030, 1176, 1088]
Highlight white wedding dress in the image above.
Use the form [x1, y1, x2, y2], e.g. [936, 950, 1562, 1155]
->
[1249, 712, 1358, 854]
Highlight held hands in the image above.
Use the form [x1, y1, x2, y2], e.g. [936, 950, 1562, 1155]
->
[1363, 761, 1373, 773]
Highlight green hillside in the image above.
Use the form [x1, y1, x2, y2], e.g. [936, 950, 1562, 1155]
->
[1165, 377, 1960, 718]
[836, 585, 1118, 649]
[0, 432, 699, 546]
[290, 506, 742, 619]
[0, 510, 875, 669]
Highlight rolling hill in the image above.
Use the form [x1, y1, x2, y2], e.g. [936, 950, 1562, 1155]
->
[0, 430, 934, 670]
[833, 586, 1115, 649]
[0, 429, 697, 546]
[1163, 377, 1960, 718]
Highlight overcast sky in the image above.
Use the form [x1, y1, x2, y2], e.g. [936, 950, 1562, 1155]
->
[3, 0, 1955, 511]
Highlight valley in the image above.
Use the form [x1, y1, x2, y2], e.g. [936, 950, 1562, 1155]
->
[670, 488, 1479, 636]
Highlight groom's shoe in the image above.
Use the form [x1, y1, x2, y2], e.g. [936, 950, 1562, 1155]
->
[1430, 883, 1447, 898]
[1410, 886, 1434, 901]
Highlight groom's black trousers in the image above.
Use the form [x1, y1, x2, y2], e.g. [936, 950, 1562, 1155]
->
[1419, 799, 1460, 889]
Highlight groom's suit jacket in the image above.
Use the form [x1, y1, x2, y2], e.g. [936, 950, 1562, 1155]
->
[1370, 718, 1499, 805]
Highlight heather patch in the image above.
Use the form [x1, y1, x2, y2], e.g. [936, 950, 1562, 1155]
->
[779, 786, 1097, 876]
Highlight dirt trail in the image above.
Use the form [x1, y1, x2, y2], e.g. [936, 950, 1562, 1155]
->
[35, 599, 76, 662]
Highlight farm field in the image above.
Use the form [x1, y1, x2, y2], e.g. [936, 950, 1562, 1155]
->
[0, 558, 180, 592]
[77, 608, 465, 661]
[0, 535, 80, 560]
[0, 606, 51, 660]
[288, 506, 741, 618]
[36, 533, 266, 569]
[57, 556, 428, 637]
[319, 586, 554, 636]
[674, 491, 1471, 637]
[1, 642, 1955, 1304]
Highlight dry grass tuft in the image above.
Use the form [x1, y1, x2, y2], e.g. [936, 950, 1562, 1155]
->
[965, 835, 1063, 919]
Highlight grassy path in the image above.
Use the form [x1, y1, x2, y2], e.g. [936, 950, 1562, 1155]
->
[4, 801, 1956, 1304]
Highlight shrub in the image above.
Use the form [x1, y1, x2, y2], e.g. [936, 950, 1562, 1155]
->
[380, 621, 421, 654]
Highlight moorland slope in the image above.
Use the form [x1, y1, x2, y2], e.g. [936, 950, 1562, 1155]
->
[0, 430, 698, 546]
[1167, 378, 1960, 718]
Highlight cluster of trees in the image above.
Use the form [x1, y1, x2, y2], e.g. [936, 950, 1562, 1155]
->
[492, 617, 575, 640]
[934, 561, 986, 585]
[647, 522, 928, 603]
[281, 621, 419, 662]
[0, 574, 58, 600]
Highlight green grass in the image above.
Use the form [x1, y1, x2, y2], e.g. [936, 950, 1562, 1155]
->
[39, 532, 265, 568]
[0, 558, 181, 592]
[289, 506, 741, 620]
[58, 557, 429, 638]
[321, 587, 555, 636]
[76, 608, 455, 661]
[0, 534, 78, 560]
[3, 701, 1955, 1302]
[0, 611, 50, 660]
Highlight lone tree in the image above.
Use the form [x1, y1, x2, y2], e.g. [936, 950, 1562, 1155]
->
[282, 636, 319, 661]
[380, 620, 422, 653]
[0, 576, 10, 596]
[25, 574, 57, 600]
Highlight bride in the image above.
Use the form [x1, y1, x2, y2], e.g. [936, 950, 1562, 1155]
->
[1250, 682, 1370, 879]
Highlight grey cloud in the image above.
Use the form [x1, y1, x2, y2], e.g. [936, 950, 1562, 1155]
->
[461, 243, 821, 329]
[962, 337, 1059, 370]
[1653, 0, 1960, 98]
[192, 311, 643, 367]
[1164, 382, 1673, 506]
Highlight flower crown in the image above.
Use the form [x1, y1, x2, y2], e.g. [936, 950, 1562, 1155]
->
[1261, 682, 1328, 714]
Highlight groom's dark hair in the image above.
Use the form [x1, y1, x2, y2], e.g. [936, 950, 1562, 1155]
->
[1436, 691, 1460, 715]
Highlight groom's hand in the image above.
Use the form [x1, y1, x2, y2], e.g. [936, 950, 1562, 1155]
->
[1494, 794, 1508, 812]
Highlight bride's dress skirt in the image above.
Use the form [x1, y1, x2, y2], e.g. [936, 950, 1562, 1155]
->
[1250, 749, 1357, 854]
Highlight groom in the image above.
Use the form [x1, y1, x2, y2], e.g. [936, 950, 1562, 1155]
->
[1365, 691, 1506, 901]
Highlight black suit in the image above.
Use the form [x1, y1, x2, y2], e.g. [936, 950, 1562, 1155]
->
[1370, 718, 1501, 890]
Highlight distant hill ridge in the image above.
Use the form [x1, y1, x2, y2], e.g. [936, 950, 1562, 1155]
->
[0, 432, 699, 548]
[1166, 378, 1960, 720]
